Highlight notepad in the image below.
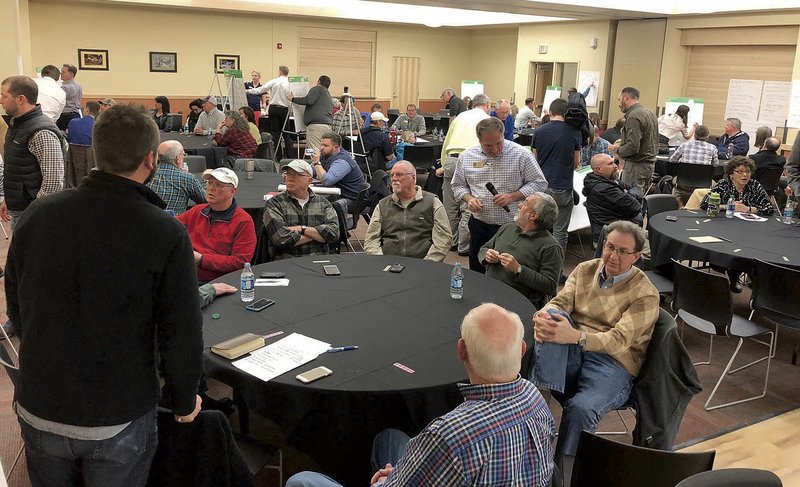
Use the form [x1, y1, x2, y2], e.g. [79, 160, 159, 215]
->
[689, 236, 724, 244]
[211, 333, 266, 360]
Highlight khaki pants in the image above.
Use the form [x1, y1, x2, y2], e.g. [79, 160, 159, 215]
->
[621, 160, 655, 195]
[442, 155, 470, 253]
[306, 124, 332, 151]
[66, 144, 95, 188]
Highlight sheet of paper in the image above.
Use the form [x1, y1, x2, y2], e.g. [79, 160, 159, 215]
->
[578, 70, 600, 107]
[758, 81, 791, 130]
[788, 80, 800, 128]
[689, 236, 723, 243]
[233, 333, 331, 383]
[735, 212, 767, 222]
[415, 137, 429, 143]
[289, 76, 309, 132]
[255, 278, 290, 287]
[725, 79, 763, 123]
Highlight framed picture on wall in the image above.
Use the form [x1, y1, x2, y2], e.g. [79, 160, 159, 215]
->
[214, 54, 240, 73]
[77, 49, 109, 71]
[149, 52, 177, 73]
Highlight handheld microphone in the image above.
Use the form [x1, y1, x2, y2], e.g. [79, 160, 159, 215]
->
[485, 182, 510, 212]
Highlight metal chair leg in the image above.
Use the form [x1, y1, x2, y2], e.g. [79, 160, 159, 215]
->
[705, 332, 773, 411]
[596, 407, 632, 436]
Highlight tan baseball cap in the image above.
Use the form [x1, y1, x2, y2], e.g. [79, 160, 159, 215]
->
[98, 97, 116, 106]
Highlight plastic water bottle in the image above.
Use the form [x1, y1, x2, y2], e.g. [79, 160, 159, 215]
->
[782, 199, 794, 224]
[240, 263, 255, 302]
[184, 120, 190, 134]
[433, 127, 439, 140]
[450, 262, 464, 299]
[725, 196, 735, 218]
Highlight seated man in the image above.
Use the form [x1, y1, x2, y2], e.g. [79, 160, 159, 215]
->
[286, 303, 556, 487]
[600, 116, 625, 144]
[515, 97, 540, 130]
[149, 140, 206, 215]
[478, 192, 563, 309]
[750, 136, 786, 181]
[310, 132, 366, 209]
[331, 95, 361, 136]
[714, 117, 750, 160]
[361, 112, 395, 169]
[364, 161, 451, 261]
[582, 154, 643, 244]
[177, 167, 256, 283]
[668, 125, 718, 204]
[579, 125, 612, 167]
[264, 160, 340, 259]
[193, 95, 226, 136]
[490, 99, 514, 141]
[391, 104, 426, 135]
[531, 220, 659, 473]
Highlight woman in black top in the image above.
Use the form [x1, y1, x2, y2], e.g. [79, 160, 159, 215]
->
[186, 98, 203, 133]
[153, 95, 173, 132]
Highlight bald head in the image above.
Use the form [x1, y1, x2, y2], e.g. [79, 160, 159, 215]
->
[590, 153, 618, 180]
[459, 303, 525, 383]
[158, 140, 184, 167]
[764, 137, 781, 153]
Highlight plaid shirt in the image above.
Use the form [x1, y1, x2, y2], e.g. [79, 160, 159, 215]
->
[147, 163, 206, 215]
[383, 377, 555, 487]
[264, 189, 340, 259]
[700, 178, 775, 216]
[451, 140, 547, 225]
[669, 139, 718, 165]
[213, 128, 257, 158]
[580, 137, 612, 167]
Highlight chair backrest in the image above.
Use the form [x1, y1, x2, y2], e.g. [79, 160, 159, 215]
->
[751, 259, 800, 326]
[184, 155, 208, 173]
[671, 259, 732, 336]
[644, 194, 679, 219]
[571, 431, 715, 487]
[233, 158, 276, 173]
[675, 468, 782, 487]
[256, 141, 275, 162]
[170, 113, 183, 130]
[350, 181, 372, 224]
[675, 163, 714, 191]
[402, 145, 436, 172]
[754, 166, 784, 194]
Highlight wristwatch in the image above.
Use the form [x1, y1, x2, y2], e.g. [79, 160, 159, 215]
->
[577, 332, 587, 348]
[300, 225, 307, 235]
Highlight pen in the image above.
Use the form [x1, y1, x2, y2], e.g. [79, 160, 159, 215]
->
[716, 236, 732, 243]
[327, 346, 359, 353]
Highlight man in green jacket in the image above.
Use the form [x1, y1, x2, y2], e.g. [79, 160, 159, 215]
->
[611, 87, 658, 194]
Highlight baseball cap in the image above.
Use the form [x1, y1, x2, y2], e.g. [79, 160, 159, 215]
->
[281, 159, 314, 177]
[98, 97, 116, 106]
[370, 111, 389, 122]
[203, 95, 219, 105]
[202, 167, 238, 188]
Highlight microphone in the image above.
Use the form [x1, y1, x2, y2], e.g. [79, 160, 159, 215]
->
[485, 182, 510, 212]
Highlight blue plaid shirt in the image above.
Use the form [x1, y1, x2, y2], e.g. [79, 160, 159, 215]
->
[147, 162, 206, 215]
[382, 377, 556, 487]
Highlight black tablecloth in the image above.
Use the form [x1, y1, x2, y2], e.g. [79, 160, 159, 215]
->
[649, 210, 800, 274]
[162, 132, 228, 169]
[192, 172, 283, 211]
[202, 254, 535, 485]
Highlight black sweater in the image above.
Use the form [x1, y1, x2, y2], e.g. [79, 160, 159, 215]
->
[6, 171, 204, 426]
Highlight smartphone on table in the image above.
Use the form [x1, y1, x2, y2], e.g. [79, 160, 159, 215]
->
[245, 298, 276, 312]
[296, 366, 333, 383]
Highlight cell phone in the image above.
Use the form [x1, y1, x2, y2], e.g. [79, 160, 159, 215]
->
[389, 264, 405, 273]
[296, 366, 333, 384]
[666, 215, 678, 222]
[260, 272, 286, 279]
[245, 298, 275, 312]
[323, 265, 341, 276]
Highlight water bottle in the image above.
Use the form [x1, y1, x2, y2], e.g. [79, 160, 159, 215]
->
[450, 262, 464, 300]
[725, 196, 735, 218]
[782, 199, 794, 224]
[240, 263, 255, 302]
[707, 192, 720, 218]
[184, 120, 190, 134]
[432, 127, 439, 140]
[726, 143, 733, 159]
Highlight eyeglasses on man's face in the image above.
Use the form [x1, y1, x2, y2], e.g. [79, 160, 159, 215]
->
[603, 243, 635, 256]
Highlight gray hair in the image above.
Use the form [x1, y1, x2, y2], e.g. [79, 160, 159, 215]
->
[224, 110, 249, 132]
[607, 220, 646, 252]
[472, 93, 490, 107]
[158, 140, 183, 164]
[279, 65, 289, 76]
[476, 117, 504, 139]
[726, 118, 742, 130]
[442, 87, 455, 96]
[531, 192, 558, 230]
[460, 303, 524, 381]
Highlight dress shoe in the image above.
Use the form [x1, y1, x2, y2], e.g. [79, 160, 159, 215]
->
[730, 281, 743, 294]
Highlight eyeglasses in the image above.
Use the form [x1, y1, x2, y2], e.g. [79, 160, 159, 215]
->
[282, 172, 309, 179]
[206, 180, 234, 189]
[603, 243, 635, 256]
[733, 169, 752, 175]
[390, 172, 415, 179]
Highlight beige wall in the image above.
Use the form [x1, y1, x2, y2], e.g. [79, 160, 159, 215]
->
[0, 0, 32, 77]
[466, 28, 519, 103]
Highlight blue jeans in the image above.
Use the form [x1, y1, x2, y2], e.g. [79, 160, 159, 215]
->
[531, 342, 633, 456]
[19, 409, 158, 487]
[545, 188, 574, 255]
[286, 429, 411, 487]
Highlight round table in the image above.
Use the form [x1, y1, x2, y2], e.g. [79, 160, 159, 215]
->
[648, 209, 800, 274]
[161, 132, 227, 169]
[192, 172, 283, 211]
[202, 254, 536, 485]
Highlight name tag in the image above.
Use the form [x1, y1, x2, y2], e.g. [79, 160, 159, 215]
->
[473, 160, 485, 169]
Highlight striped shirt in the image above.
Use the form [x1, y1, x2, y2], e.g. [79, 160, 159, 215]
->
[383, 377, 556, 487]
[451, 140, 548, 225]
[700, 178, 775, 216]
[147, 163, 206, 215]
[669, 139, 718, 165]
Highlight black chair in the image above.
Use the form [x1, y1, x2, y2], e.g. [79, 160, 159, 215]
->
[336, 181, 371, 252]
[233, 158, 276, 173]
[256, 133, 275, 161]
[0, 343, 23, 482]
[753, 166, 784, 210]
[675, 468, 782, 487]
[675, 163, 714, 194]
[750, 259, 800, 365]
[571, 431, 715, 487]
[671, 259, 774, 410]
[185, 155, 208, 173]
[644, 194, 679, 221]
[401, 144, 436, 173]
[170, 113, 183, 131]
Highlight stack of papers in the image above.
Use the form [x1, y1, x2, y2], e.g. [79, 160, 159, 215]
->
[233, 333, 330, 382]
[689, 236, 723, 243]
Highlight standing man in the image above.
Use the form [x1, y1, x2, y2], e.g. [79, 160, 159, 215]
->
[491, 99, 515, 141]
[244, 70, 264, 119]
[532, 98, 581, 259]
[714, 118, 750, 160]
[515, 97, 540, 129]
[391, 104, 426, 135]
[246, 65, 291, 158]
[193, 96, 225, 136]
[451, 117, 548, 273]
[34, 65, 65, 123]
[441, 87, 467, 122]
[65, 101, 100, 187]
[611, 87, 658, 194]
[57, 63, 82, 130]
[5, 103, 204, 486]
[288, 75, 333, 150]
[148, 140, 207, 215]
[438, 93, 491, 256]
[310, 132, 365, 209]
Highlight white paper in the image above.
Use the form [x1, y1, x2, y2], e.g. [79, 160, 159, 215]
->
[289, 76, 310, 132]
[233, 333, 331, 382]
[578, 71, 600, 107]
[787, 80, 800, 128]
[255, 278, 290, 287]
[542, 86, 562, 116]
[735, 212, 767, 222]
[725, 79, 763, 126]
[277, 184, 341, 196]
[758, 81, 791, 130]
[460, 80, 484, 99]
[415, 137, 430, 143]
[664, 97, 704, 127]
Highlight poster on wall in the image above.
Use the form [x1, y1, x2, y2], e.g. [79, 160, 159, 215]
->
[577, 71, 600, 107]
[787, 80, 800, 128]
[289, 76, 310, 132]
[461, 80, 484, 99]
[542, 85, 562, 115]
[725, 79, 764, 152]
[758, 80, 791, 130]
[664, 97, 704, 126]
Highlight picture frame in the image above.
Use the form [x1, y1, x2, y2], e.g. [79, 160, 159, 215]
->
[214, 54, 240, 74]
[77, 48, 109, 71]
[149, 52, 177, 73]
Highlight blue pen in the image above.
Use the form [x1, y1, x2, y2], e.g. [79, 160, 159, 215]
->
[327, 346, 359, 353]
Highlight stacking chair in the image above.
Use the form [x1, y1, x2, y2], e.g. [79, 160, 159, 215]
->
[233, 158, 275, 173]
[571, 431, 715, 487]
[754, 166, 784, 211]
[675, 468, 782, 487]
[643, 193, 678, 228]
[169, 113, 183, 131]
[334, 181, 371, 252]
[675, 163, 714, 200]
[750, 259, 800, 365]
[256, 133, 275, 161]
[671, 259, 774, 410]
[185, 155, 208, 173]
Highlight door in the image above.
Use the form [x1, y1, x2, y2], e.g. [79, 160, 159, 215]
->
[392, 57, 420, 111]
[530, 62, 553, 117]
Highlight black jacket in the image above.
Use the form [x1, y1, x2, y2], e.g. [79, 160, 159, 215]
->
[750, 150, 786, 181]
[582, 172, 642, 241]
[7, 171, 204, 426]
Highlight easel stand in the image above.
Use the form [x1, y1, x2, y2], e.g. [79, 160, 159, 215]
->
[333, 94, 369, 179]
[276, 102, 302, 160]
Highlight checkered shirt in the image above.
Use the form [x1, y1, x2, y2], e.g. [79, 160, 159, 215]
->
[264, 189, 340, 258]
[669, 139, 718, 165]
[147, 163, 206, 215]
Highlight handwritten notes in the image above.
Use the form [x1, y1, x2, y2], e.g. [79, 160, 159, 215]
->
[233, 333, 330, 382]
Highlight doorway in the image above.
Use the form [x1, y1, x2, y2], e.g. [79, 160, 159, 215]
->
[392, 57, 420, 111]
[528, 61, 579, 115]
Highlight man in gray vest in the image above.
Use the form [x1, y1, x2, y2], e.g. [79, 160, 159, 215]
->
[364, 160, 452, 261]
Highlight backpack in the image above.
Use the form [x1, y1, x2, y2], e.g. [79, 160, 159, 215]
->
[564, 91, 591, 147]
